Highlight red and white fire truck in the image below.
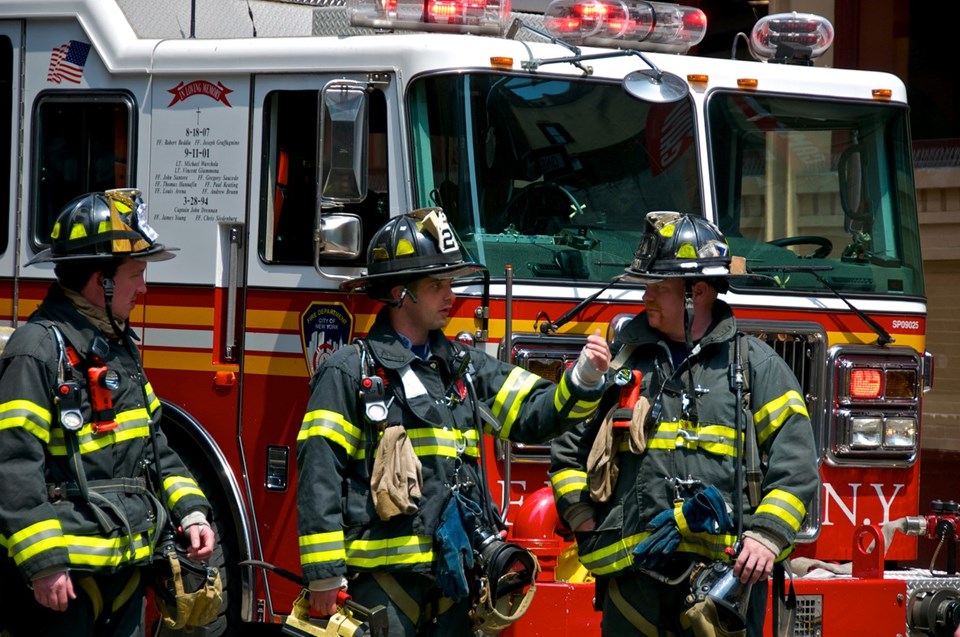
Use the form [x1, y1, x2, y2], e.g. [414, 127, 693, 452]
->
[0, 0, 954, 635]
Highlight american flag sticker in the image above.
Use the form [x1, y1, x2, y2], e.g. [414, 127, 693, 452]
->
[47, 40, 91, 84]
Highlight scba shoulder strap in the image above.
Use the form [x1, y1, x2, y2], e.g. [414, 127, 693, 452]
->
[730, 332, 762, 508]
[38, 321, 165, 559]
[40, 321, 119, 434]
[354, 339, 392, 426]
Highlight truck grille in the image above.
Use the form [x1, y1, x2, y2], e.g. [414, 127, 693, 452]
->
[739, 320, 826, 436]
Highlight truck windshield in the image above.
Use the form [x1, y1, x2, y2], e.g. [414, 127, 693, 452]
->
[408, 73, 702, 282]
[708, 92, 924, 297]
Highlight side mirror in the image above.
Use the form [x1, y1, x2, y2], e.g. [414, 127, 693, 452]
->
[314, 81, 368, 281]
[838, 144, 871, 223]
[315, 212, 363, 262]
[622, 69, 688, 104]
[318, 81, 369, 205]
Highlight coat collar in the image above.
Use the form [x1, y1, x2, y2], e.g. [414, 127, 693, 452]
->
[30, 284, 112, 361]
[617, 299, 738, 352]
[365, 308, 456, 370]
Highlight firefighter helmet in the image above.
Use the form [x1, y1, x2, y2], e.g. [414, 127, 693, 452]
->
[340, 208, 485, 293]
[625, 211, 733, 284]
[28, 189, 176, 264]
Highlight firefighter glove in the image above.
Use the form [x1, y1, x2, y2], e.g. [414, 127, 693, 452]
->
[633, 485, 732, 569]
[370, 425, 423, 520]
[434, 490, 481, 602]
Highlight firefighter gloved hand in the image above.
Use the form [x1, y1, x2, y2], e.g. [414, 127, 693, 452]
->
[572, 330, 611, 388]
[435, 490, 481, 602]
[633, 485, 733, 569]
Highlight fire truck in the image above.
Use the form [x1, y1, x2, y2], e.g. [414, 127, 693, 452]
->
[0, 0, 954, 635]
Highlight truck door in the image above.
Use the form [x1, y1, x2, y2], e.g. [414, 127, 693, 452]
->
[243, 72, 398, 614]
[0, 22, 20, 314]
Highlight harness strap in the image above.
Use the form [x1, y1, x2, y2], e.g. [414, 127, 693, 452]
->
[607, 578, 675, 637]
[42, 323, 169, 558]
[46, 477, 151, 500]
[112, 567, 141, 612]
[46, 325, 97, 507]
[73, 569, 143, 621]
[76, 577, 104, 621]
[46, 474, 167, 563]
[733, 333, 762, 508]
[372, 572, 421, 625]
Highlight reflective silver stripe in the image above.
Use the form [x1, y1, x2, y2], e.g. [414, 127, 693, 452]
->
[300, 530, 347, 567]
[8, 520, 66, 565]
[493, 367, 541, 437]
[47, 408, 151, 455]
[66, 533, 153, 567]
[345, 535, 434, 568]
[299, 409, 363, 456]
[550, 468, 588, 498]
[406, 427, 480, 458]
[0, 399, 53, 442]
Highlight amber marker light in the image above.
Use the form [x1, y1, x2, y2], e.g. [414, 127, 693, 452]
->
[687, 74, 709, 85]
[872, 88, 893, 99]
[490, 56, 513, 70]
[737, 78, 759, 89]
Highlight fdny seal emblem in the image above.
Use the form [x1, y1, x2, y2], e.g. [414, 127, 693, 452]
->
[300, 302, 353, 376]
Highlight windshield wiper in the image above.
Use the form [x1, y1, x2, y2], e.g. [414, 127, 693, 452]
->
[537, 275, 623, 334]
[749, 265, 894, 346]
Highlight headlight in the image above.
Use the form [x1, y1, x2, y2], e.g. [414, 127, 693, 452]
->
[830, 348, 922, 467]
[848, 416, 882, 449]
[884, 417, 917, 449]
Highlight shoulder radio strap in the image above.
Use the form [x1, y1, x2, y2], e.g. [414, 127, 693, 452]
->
[732, 332, 762, 508]
[355, 338, 392, 425]
[43, 323, 161, 554]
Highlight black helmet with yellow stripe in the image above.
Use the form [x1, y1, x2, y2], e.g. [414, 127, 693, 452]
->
[341, 208, 484, 297]
[626, 212, 731, 279]
[624, 211, 744, 292]
[28, 189, 176, 265]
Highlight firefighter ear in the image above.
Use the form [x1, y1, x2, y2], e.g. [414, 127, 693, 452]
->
[692, 280, 714, 299]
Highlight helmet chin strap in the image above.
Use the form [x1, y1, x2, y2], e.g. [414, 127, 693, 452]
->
[381, 284, 420, 309]
[101, 277, 126, 341]
[683, 279, 695, 353]
[682, 279, 699, 424]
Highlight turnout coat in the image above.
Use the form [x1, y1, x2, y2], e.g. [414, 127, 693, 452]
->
[0, 285, 210, 582]
[550, 301, 819, 577]
[297, 309, 604, 584]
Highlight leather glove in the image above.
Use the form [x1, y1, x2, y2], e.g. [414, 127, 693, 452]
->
[633, 485, 733, 569]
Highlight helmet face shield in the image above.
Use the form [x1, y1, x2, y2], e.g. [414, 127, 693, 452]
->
[28, 189, 176, 265]
[631, 232, 661, 274]
[107, 188, 162, 246]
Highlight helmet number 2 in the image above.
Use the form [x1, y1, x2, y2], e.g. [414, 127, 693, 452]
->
[422, 209, 458, 254]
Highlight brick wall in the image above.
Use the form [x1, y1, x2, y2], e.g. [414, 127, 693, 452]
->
[917, 167, 960, 453]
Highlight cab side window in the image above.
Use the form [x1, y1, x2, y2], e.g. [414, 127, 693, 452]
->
[32, 93, 134, 249]
[260, 89, 389, 265]
[0, 36, 12, 255]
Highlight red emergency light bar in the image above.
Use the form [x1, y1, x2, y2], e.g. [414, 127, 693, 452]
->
[543, 0, 706, 53]
[348, 0, 510, 35]
[426, 0, 499, 25]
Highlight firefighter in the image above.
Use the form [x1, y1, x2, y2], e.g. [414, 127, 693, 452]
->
[0, 190, 216, 636]
[297, 208, 610, 636]
[549, 212, 818, 637]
